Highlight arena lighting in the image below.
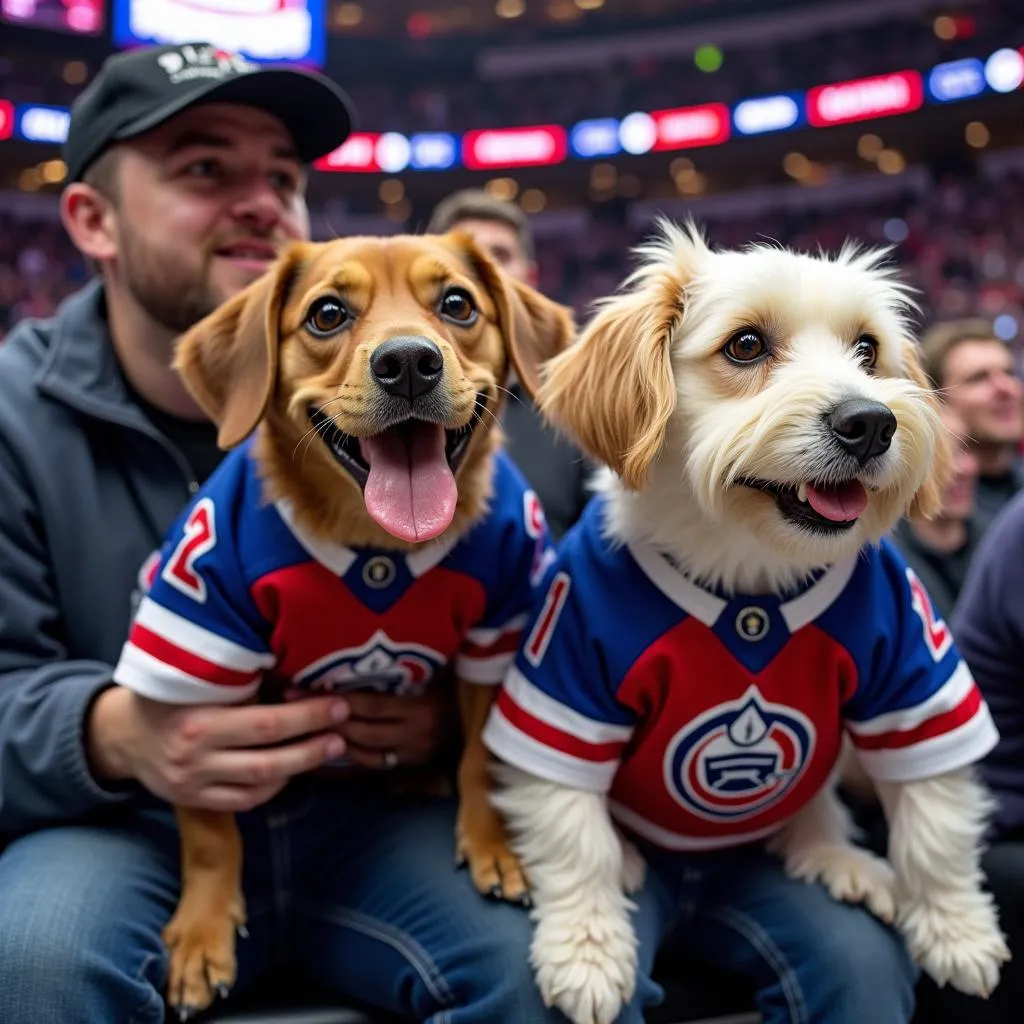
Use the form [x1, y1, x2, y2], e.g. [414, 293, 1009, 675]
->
[15, 104, 71, 144]
[648, 103, 730, 151]
[618, 111, 657, 155]
[570, 118, 623, 158]
[807, 70, 923, 127]
[5, 44, 1024, 172]
[462, 125, 567, 170]
[984, 48, 1024, 93]
[927, 57, 986, 102]
[733, 93, 803, 135]
[313, 132, 385, 172]
[408, 132, 459, 170]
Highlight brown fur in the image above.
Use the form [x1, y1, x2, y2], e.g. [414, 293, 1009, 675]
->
[539, 269, 681, 491]
[162, 233, 575, 1015]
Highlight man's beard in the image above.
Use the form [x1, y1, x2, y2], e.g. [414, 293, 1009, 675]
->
[118, 224, 225, 336]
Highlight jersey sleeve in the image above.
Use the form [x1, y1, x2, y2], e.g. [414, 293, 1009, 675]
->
[112, 493, 275, 705]
[482, 542, 636, 793]
[842, 540, 998, 782]
[455, 477, 556, 686]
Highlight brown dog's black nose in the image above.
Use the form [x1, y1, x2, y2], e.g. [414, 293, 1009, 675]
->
[828, 398, 897, 463]
[370, 336, 444, 402]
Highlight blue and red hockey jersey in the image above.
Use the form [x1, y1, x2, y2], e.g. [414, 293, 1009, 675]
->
[483, 496, 998, 851]
[113, 437, 553, 706]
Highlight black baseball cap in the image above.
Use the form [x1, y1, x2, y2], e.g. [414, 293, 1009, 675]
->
[63, 42, 356, 183]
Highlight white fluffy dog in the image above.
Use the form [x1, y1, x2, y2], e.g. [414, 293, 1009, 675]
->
[481, 220, 1010, 1024]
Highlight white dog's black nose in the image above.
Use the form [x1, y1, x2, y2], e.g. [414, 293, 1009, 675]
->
[371, 336, 444, 401]
[828, 398, 897, 463]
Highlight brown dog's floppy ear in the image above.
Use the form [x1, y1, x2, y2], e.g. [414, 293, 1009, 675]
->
[451, 232, 576, 398]
[538, 267, 682, 492]
[902, 338, 953, 520]
[173, 245, 303, 450]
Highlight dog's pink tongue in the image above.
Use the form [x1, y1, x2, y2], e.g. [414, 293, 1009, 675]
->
[360, 424, 457, 543]
[805, 480, 868, 522]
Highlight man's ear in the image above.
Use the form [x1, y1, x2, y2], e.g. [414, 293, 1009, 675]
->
[450, 231, 576, 399]
[173, 244, 304, 450]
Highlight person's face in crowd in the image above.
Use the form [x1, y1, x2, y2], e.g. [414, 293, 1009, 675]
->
[938, 405, 978, 521]
[451, 217, 536, 286]
[942, 338, 1024, 449]
[68, 102, 310, 334]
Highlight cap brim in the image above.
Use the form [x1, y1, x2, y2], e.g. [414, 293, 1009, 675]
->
[114, 67, 356, 163]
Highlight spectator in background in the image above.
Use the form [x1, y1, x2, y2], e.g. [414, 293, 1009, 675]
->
[912, 488, 1024, 1023]
[427, 189, 592, 539]
[920, 318, 1024, 532]
[890, 404, 980, 622]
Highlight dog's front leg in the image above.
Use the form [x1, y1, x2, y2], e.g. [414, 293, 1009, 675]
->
[876, 768, 1010, 997]
[490, 763, 638, 1024]
[455, 680, 530, 903]
[163, 807, 247, 1020]
[767, 784, 897, 923]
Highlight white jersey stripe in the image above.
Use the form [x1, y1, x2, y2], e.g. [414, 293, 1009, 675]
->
[115, 643, 260, 705]
[134, 598, 274, 673]
[503, 665, 634, 745]
[846, 660, 975, 738]
[482, 705, 619, 793]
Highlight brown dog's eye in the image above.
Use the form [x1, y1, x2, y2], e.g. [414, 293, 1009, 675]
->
[724, 329, 767, 364]
[439, 287, 478, 326]
[306, 297, 350, 338]
[854, 334, 878, 369]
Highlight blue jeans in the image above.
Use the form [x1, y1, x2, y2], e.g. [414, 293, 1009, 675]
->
[623, 841, 919, 1024]
[0, 779, 566, 1023]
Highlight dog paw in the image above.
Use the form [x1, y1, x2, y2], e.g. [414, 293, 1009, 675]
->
[163, 894, 246, 1019]
[900, 892, 1011, 998]
[455, 811, 530, 906]
[620, 838, 646, 894]
[531, 905, 638, 1024]
[781, 842, 897, 924]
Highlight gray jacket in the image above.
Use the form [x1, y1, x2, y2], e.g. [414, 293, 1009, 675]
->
[0, 280, 199, 834]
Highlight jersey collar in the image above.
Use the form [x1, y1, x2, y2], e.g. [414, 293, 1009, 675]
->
[627, 539, 858, 632]
[273, 497, 459, 579]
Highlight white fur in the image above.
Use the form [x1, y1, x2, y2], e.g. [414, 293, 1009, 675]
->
[490, 222, 1006, 1023]
[876, 769, 1010, 997]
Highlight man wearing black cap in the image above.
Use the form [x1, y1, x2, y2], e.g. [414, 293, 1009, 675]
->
[0, 43, 565, 1024]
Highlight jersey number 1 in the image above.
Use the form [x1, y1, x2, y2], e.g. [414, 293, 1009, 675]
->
[162, 498, 217, 603]
[907, 567, 952, 662]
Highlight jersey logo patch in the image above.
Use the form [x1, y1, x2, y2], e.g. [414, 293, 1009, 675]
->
[906, 567, 952, 662]
[162, 497, 217, 603]
[525, 571, 571, 667]
[292, 629, 445, 696]
[664, 685, 815, 822]
[736, 606, 770, 641]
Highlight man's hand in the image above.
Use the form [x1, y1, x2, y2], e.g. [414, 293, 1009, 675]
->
[86, 685, 349, 812]
[336, 686, 457, 770]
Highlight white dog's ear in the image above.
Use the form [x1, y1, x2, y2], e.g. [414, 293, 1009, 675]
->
[538, 221, 703, 490]
[902, 338, 953, 520]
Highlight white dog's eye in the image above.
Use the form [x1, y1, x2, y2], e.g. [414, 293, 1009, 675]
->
[724, 329, 768, 364]
[854, 334, 879, 369]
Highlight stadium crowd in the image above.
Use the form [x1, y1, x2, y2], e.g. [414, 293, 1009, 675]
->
[4, 168, 1024, 356]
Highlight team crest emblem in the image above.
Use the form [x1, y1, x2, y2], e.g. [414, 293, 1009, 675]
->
[664, 686, 814, 822]
[293, 629, 444, 696]
[363, 556, 396, 589]
[736, 606, 769, 641]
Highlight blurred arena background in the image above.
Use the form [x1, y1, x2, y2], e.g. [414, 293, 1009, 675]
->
[0, 0, 1022, 355]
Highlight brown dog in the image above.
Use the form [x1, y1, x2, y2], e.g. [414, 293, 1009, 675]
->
[110, 232, 575, 1017]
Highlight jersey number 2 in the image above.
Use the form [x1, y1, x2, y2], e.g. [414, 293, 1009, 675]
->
[907, 567, 952, 662]
[162, 498, 217, 603]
